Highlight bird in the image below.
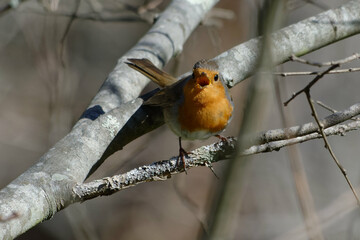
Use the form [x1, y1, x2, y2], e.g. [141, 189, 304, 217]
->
[126, 58, 233, 171]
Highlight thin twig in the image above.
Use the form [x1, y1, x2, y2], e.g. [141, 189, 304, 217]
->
[243, 121, 360, 155]
[286, 0, 328, 12]
[284, 64, 339, 106]
[274, 67, 360, 76]
[276, 189, 358, 240]
[317, 101, 360, 121]
[275, 75, 324, 240]
[305, 0, 329, 10]
[252, 102, 360, 145]
[22, 9, 146, 22]
[59, 0, 81, 67]
[305, 90, 360, 205]
[173, 178, 209, 234]
[138, 0, 163, 15]
[284, 53, 360, 205]
[290, 53, 360, 67]
[316, 101, 337, 113]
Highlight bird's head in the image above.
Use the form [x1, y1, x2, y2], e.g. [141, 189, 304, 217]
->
[192, 60, 221, 89]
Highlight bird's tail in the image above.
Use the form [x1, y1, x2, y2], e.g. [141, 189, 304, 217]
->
[126, 58, 178, 87]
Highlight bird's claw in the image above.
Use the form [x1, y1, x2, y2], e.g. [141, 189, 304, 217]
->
[177, 147, 189, 174]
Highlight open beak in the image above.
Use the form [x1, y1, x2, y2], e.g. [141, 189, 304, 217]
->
[196, 73, 210, 87]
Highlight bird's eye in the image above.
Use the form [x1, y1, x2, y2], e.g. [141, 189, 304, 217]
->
[214, 74, 219, 81]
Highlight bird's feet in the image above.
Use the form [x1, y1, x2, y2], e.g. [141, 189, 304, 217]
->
[215, 134, 228, 142]
[177, 147, 189, 174]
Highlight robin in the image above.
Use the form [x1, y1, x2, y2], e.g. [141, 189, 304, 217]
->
[126, 58, 233, 171]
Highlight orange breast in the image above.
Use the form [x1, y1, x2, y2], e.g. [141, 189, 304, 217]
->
[178, 78, 233, 133]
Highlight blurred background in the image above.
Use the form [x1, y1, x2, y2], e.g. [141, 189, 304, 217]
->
[0, 0, 359, 239]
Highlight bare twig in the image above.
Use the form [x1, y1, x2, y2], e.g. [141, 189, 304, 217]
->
[317, 101, 360, 122]
[289, 53, 360, 67]
[252, 102, 360, 145]
[173, 178, 209, 234]
[243, 120, 360, 155]
[284, 64, 339, 106]
[285, 52, 360, 205]
[276, 189, 358, 240]
[23, 9, 146, 22]
[305, 91, 360, 205]
[284, 52, 360, 205]
[275, 75, 324, 240]
[274, 67, 360, 76]
[59, 0, 81, 67]
[316, 101, 337, 113]
[286, 0, 329, 11]
[138, 0, 163, 15]
[304, 0, 329, 10]
[202, 8, 235, 27]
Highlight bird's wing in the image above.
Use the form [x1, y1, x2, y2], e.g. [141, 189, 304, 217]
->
[144, 77, 188, 107]
[126, 58, 178, 87]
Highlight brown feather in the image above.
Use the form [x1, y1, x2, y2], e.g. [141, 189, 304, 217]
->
[144, 76, 189, 107]
[126, 58, 178, 87]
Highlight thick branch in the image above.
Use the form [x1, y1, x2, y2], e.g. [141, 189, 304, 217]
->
[0, 99, 143, 238]
[214, 0, 360, 88]
[0, 0, 218, 238]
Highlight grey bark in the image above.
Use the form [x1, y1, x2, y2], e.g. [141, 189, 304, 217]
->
[0, 0, 218, 239]
[1, 0, 360, 239]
